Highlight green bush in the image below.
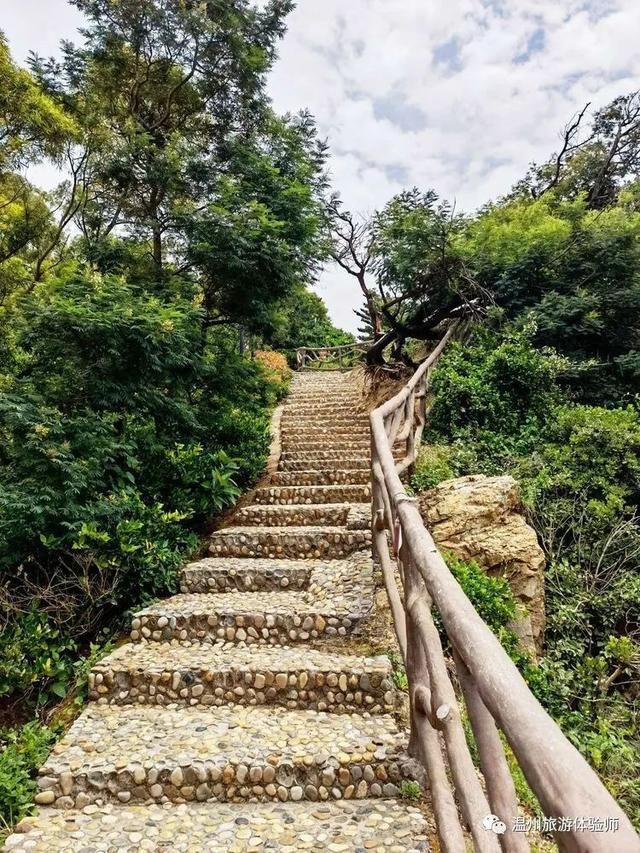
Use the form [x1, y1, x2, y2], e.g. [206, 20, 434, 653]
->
[0, 272, 277, 706]
[445, 554, 517, 631]
[0, 606, 76, 702]
[0, 722, 59, 831]
[515, 404, 640, 528]
[426, 328, 567, 473]
[411, 445, 458, 491]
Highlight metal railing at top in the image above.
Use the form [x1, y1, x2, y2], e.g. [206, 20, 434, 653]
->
[369, 323, 640, 853]
[296, 341, 372, 371]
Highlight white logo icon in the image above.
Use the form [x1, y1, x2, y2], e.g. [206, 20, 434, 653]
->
[482, 814, 507, 835]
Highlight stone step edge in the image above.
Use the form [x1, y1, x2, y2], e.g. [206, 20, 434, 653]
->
[4, 801, 431, 852]
[36, 756, 417, 808]
[233, 503, 369, 529]
[88, 646, 395, 713]
[179, 558, 312, 592]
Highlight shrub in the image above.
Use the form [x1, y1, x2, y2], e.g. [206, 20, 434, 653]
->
[516, 404, 640, 527]
[254, 350, 291, 386]
[0, 606, 76, 702]
[0, 722, 59, 832]
[0, 273, 275, 707]
[427, 327, 567, 473]
[411, 445, 457, 491]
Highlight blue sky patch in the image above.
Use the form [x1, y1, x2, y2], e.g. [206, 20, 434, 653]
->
[373, 93, 428, 132]
[433, 37, 462, 73]
[514, 27, 546, 64]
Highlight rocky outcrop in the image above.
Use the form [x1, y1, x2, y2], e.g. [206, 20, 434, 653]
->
[419, 474, 545, 655]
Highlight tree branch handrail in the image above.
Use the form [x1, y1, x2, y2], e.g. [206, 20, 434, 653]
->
[368, 324, 640, 852]
[296, 340, 373, 370]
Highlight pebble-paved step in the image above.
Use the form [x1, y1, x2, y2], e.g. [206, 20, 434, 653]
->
[280, 421, 369, 444]
[132, 590, 337, 645]
[234, 503, 359, 528]
[132, 553, 374, 644]
[283, 395, 364, 404]
[279, 448, 371, 462]
[279, 455, 369, 471]
[180, 557, 312, 593]
[4, 800, 431, 851]
[283, 407, 365, 419]
[208, 525, 370, 559]
[271, 470, 370, 487]
[283, 438, 371, 452]
[35, 705, 417, 808]
[282, 404, 364, 417]
[280, 411, 369, 424]
[89, 643, 395, 713]
[254, 483, 371, 505]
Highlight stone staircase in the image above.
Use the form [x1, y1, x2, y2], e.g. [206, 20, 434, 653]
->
[4, 371, 430, 852]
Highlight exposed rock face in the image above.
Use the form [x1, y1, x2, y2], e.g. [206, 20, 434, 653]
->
[419, 474, 545, 655]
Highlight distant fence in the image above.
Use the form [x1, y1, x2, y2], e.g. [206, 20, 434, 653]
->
[296, 341, 372, 371]
[369, 323, 640, 852]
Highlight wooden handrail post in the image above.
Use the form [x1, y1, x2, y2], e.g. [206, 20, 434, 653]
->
[454, 649, 530, 853]
[403, 554, 466, 853]
[406, 571, 500, 853]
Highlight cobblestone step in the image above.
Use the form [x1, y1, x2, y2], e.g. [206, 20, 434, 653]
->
[283, 395, 364, 406]
[271, 470, 370, 487]
[283, 402, 363, 414]
[283, 437, 371, 451]
[281, 411, 368, 424]
[35, 705, 416, 808]
[131, 592, 362, 644]
[278, 455, 369, 471]
[4, 800, 431, 851]
[180, 557, 312, 593]
[132, 555, 374, 644]
[232, 503, 370, 530]
[254, 483, 371, 504]
[89, 643, 395, 713]
[208, 525, 370, 559]
[281, 420, 369, 444]
[233, 503, 352, 528]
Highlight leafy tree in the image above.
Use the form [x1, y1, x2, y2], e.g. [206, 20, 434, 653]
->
[517, 91, 640, 209]
[331, 189, 481, 364]
[0, 175, 57, 305]
[459, 195, 640, 401]
[31, 0, 296, 278]
[0, 34, 75, 171]
[184, 112, 330, 334]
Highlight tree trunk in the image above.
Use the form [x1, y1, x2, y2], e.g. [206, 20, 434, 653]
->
[152, 223, 163, 281]
[366, 329, 399, 365]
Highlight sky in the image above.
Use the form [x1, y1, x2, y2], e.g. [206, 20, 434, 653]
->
[4, 0, 640, 331]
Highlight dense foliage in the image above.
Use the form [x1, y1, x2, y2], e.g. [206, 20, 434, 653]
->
[459, 196, 640, 403]
[0, 722, 60, 829]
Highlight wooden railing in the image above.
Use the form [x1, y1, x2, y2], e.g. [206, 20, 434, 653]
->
[296, 341, 371, 370]
[369, 325, 640, 853]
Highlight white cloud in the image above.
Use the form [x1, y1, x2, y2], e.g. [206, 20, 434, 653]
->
[268, 0, 640, 330]
[3, 0, 640, 332]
